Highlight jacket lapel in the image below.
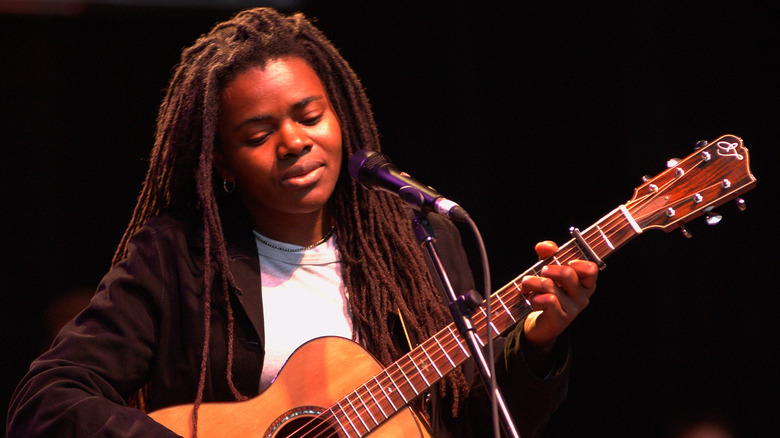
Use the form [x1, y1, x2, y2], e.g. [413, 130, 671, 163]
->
[225, 228, 265, 352]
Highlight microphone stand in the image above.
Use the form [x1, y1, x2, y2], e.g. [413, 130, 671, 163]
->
[411, 211, 521, 438]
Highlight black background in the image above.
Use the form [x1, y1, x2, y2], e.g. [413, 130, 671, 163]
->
[1, 2, 776, 437]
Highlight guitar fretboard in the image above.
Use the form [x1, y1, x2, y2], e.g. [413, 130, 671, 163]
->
[319, 205, 642, 437]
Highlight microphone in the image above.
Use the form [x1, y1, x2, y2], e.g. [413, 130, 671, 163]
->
[348, 149, 470, 222]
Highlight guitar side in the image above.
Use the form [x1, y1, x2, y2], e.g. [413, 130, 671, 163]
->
[150, 337, 430, 437]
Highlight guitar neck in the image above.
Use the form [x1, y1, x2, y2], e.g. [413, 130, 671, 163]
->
[325, 134, 758, 436]
[322, 205, 642, 436]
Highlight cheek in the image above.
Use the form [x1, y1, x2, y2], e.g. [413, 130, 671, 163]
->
[314, 117, 342, 145]
[321, 118, 343, 158]
[232, 151, 274, 184]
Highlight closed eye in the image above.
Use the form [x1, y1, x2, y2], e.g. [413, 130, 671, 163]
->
[246, 132, 272, 146]
[299, 114, 322, 126]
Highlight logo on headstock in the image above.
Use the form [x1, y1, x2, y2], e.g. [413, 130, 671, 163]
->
[717, 141, 744, 160]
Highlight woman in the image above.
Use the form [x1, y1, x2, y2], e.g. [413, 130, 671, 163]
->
[7, 8, 597, 437]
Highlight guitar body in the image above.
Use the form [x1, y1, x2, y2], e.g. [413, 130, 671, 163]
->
[150, 337, 431, 437]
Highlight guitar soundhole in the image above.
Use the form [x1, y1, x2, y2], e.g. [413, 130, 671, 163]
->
[266, 406, 340, 438]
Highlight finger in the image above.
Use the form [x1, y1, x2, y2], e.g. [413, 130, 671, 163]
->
[522, 275, 577, 311]
[540, 264, 595, 307]
[520, 274, 556, 296]
[529, 292, 564, 319]
[534, 241, 559, 259]
[526, 279, 576, 324]
[540, 264, 578, 290]
[569, 260, 599, 290]
[541, 262, 598, 292]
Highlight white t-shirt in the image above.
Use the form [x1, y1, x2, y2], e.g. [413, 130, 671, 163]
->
[253, 230, 353, 392]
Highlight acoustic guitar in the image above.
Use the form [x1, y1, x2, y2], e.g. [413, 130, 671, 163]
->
[150, 134, 757, 437]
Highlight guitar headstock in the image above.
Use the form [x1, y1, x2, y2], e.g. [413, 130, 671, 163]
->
[627, 134, 757, 233]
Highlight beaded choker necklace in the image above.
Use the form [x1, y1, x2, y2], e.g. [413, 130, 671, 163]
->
[253, 226, 336, 252]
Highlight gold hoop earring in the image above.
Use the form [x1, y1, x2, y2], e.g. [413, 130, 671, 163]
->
[223, 178, 236, 193]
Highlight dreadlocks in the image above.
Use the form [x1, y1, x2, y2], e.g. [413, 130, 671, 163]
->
[112, 7, 469, 432]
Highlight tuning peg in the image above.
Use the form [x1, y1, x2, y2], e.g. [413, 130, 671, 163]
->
[667, 158, 681, 168]
[680, 224, 693, 238]
[694, 140, 708, 150]
[705, 212, 723, 225]
[736, 197, 747, 211]
[642, 175, 652, 182]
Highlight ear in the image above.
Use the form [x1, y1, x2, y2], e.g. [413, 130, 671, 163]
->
[213, 145, 233, 181]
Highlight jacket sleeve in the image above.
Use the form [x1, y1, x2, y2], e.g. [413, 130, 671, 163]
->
[425, 214, 570, 438]
[7, 223, 181, 437]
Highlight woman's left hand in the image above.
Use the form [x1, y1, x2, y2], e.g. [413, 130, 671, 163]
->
[520, 240, 599, 353]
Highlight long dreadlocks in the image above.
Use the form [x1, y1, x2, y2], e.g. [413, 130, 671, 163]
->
[112, 7, 469, 431]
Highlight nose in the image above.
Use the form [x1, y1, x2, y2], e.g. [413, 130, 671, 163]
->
[276, 120, 312, 159]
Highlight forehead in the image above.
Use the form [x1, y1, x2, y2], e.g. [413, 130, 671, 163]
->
[220, 56, 326, 104]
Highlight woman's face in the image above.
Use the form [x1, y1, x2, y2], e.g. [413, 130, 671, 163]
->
[215, 56, 343, 229]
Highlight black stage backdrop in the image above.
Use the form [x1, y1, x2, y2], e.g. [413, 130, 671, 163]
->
[1, 2, 776, 437]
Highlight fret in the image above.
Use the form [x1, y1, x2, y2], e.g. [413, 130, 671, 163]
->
[495, 294, 516, 324]
[420, 344, 443, 377]
[395, 362, 418, 396]
[344, 395, 369, 432]
[528, 260, 544, 278]
[447, 326, 470, 359]
[409, 355, 431, 387]
[595, 224, 614, 250]
[356, 390, 378, 426]
[590, 206, 642, 258]
[329, 405, 354, 438]
[582, 225, 612, 262]
[374, 375, 397, 411]
[386, 368, 408, 403]
[476, 307, 500, 343]
[342, 399, 363, 436]
[355, 383, 387, 424]
[433, 335, 456, 368]
[363, 382, 387, 419]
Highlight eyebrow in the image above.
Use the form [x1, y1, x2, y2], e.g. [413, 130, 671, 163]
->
[232, 95, 324, 132]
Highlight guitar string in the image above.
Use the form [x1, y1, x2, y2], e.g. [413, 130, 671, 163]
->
[288, 227, 623, 438]
[623, 148, 721, 229]
[314, 280, 537, 437]
[474, 144, 732, 366]
[574, 140, 729, 265]
[280, 166, 682, 438]
[292, 319, 479, 438]
[590, 144, 723, 257]
[271, 149, 734, 436]
[347, 212, 638, 433]
[408, 147, 733, 433]
[369, 147, 726, 432]
[284, 214, 624, 437]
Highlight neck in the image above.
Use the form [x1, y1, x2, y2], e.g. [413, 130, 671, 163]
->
[250, 209, 333, 247]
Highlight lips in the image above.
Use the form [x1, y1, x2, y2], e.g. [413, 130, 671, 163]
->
[281, 161, 325, 187]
